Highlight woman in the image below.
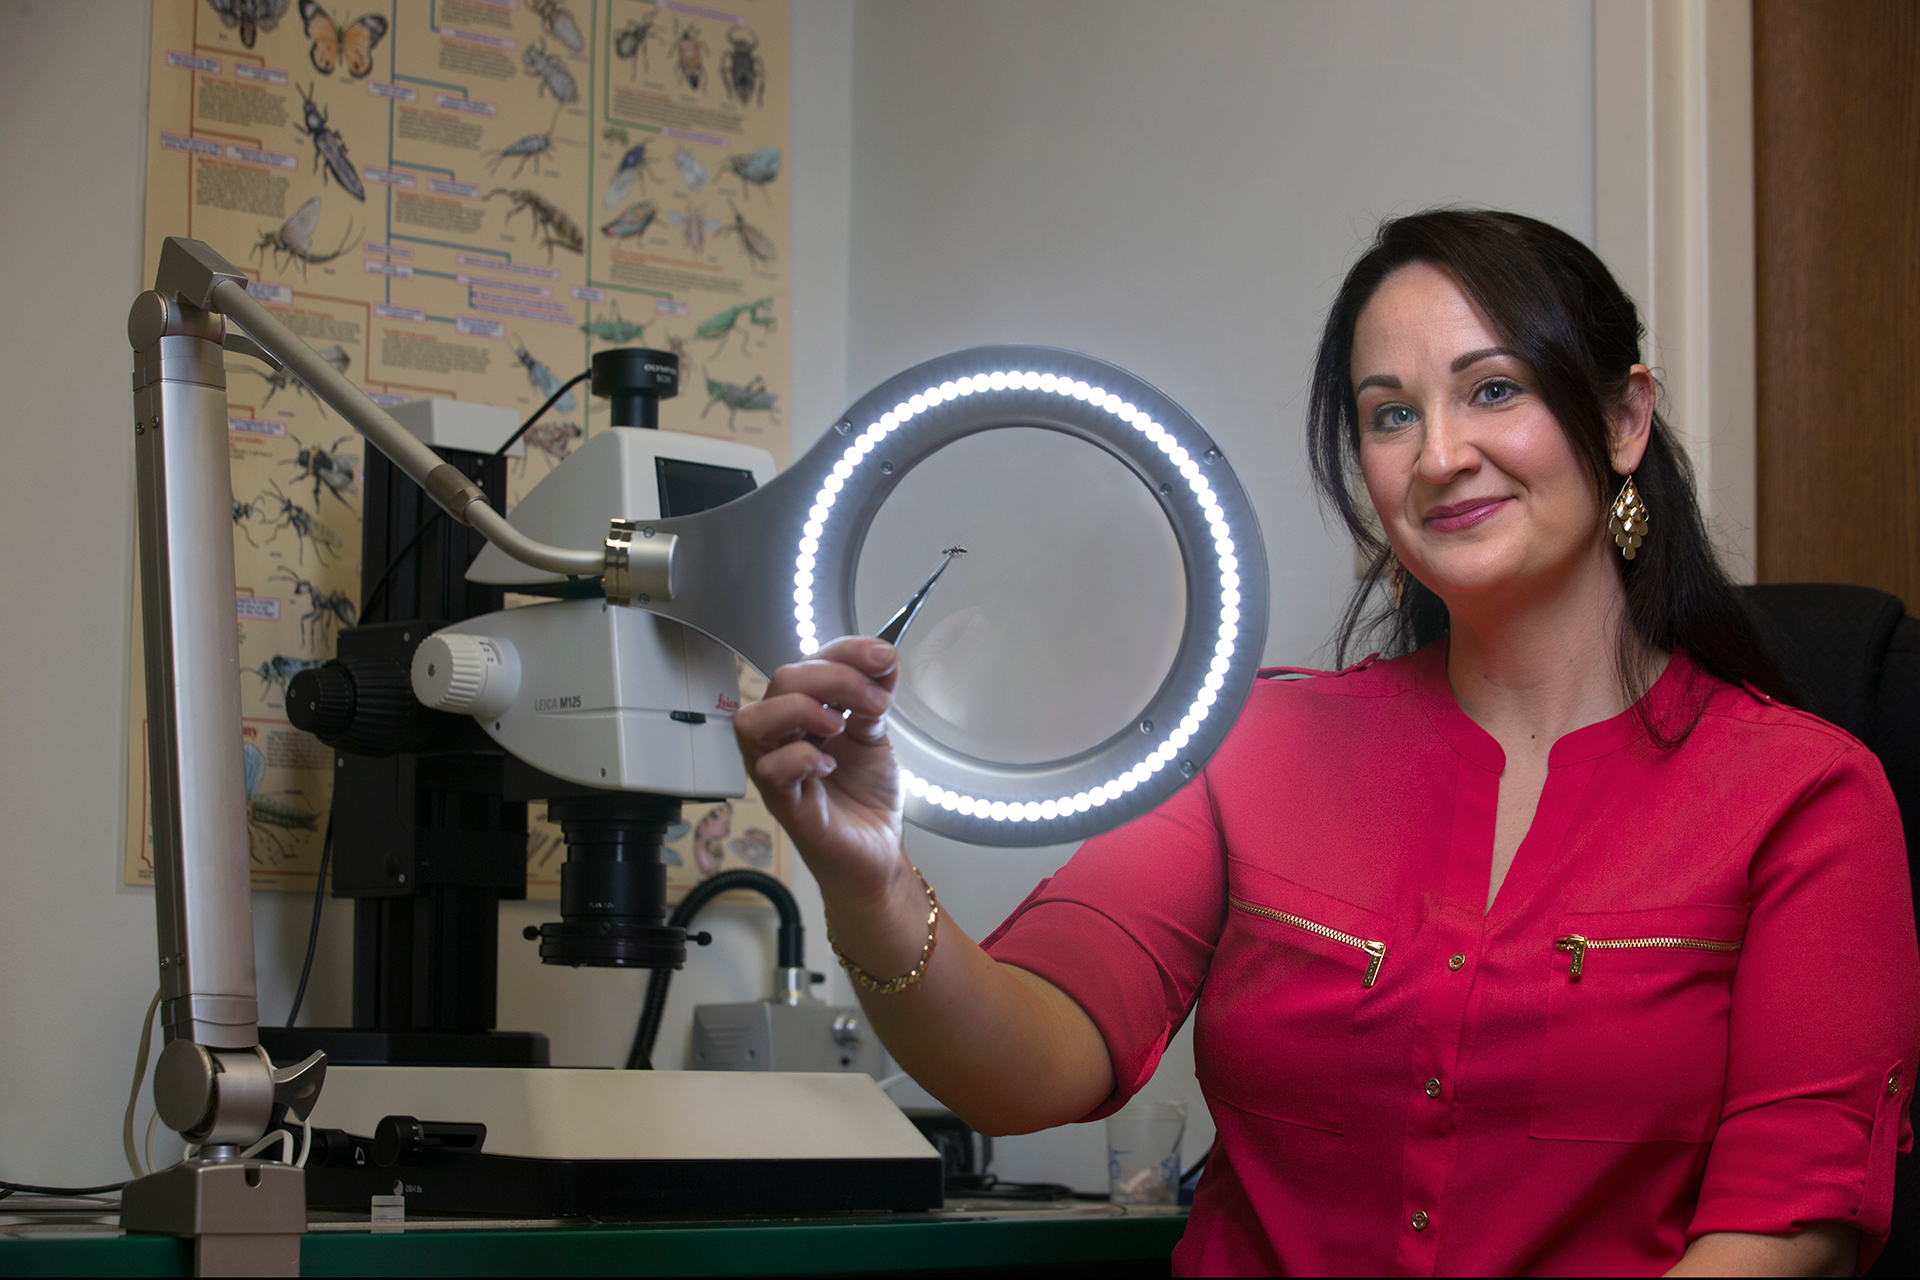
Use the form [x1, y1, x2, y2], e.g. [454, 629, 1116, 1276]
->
[733, 210, 1918, 1275]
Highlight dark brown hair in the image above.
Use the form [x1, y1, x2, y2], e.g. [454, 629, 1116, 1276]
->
[1307, 208, 1793, 742]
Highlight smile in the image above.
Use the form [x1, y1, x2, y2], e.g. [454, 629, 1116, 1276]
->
[1423, 497, 1511, 532]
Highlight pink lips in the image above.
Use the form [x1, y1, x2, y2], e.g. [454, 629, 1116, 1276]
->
[1424, 496, 1510, 533]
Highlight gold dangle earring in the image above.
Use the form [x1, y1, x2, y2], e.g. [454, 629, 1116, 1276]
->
[1608, 474, 1650, 561]
[1387, 555, 1408, 610]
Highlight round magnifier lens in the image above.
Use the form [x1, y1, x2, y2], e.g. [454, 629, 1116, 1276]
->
[855, 426, 1186, 766]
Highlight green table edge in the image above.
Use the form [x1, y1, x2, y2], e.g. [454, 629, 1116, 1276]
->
[2, 1212, 1188, 1277]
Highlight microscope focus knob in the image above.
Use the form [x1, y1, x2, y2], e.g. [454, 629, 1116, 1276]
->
[288, 663, 356, 738]
[412, 632, 520, 721]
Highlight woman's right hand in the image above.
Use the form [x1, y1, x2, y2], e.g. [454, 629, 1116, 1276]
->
[733, 635, 907, 905]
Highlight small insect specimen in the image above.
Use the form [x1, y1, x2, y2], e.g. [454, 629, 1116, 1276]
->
[614, 10, 662, 77]
[723, 146, 780, 202]
[271, 567, 358, 647]
[581, 303, 647, 344]
[297, 83, 364, 201]
[695, 296, 775, 356]
[603, 143, 658, 208]
[522, 0, 584, 53]
[282, 431, 359, 507]
[603, 125, 629, 147]
[511, 336, 578, 413]
[715, 202, 776, 268]
[523, 38, 579, 103]
[206, 0, 290, 50]
[484, 107, 571, 179]
[668, 204, 722, 251]
[251, 196, 360, 277]
[601, 200, 659, 241]
[701, 373, 777, 430]
[234, 343, 351, 414]
[673, 22, 708, 92]
[251, 654, 322, 701]
[720, 27, 766, 107]
[259, 481, 345, 564]
[513, 420, 583, 472]
[674, 148, 710, 193]
[298, 0, 387, 78]
[485, 188, 584, 259]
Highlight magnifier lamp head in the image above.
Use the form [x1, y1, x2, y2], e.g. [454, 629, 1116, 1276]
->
[639, 345, 1269, 848]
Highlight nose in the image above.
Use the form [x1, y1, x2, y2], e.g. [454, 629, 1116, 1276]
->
[1413, 403, 1481, 487]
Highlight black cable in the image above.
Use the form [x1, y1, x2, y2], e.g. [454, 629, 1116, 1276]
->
[359, 368, 592, 620]
[0, 1180, 126, 1197]
[626, 869, 805, 1070]
[943, 1174, 1077, 1202]
[284, 815, 335, 1028]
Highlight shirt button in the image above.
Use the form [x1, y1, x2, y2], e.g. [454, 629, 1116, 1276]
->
[1448, 953, 1465, 971]
[1425, 1078, 1441, 1098]
[1411, 1211, 1429, 1231]
[1891, 1074, 1902, 1098]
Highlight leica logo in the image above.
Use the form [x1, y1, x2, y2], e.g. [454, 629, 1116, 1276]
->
[715, 694, 740, 712]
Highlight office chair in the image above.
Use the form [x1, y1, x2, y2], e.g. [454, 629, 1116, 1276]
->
[1743, 583, 1920, 1278]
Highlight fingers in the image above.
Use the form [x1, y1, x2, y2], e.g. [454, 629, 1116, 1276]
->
[740, 641, 895, 742]
[752, 739, 837, 791]
[807, 636, 899, 684]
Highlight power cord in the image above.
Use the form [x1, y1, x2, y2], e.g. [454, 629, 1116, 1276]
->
[121, 988, 162, 1178]
[284, 815, 334, 1028]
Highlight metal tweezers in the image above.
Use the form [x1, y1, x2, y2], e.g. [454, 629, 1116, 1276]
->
[805, 547, 965, 746]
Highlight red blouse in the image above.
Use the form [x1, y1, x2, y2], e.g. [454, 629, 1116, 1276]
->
[982, 645, 1919, 1275]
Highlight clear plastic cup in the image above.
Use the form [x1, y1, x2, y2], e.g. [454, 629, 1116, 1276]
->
[1106, 1099, 1187, 1204]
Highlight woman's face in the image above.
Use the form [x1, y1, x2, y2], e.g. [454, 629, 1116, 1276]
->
[1351, 263, 1614, 613]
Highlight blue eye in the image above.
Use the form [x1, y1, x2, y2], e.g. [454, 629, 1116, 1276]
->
[1475, 379, 1522, 404]
[1372, 404, 1416, 431]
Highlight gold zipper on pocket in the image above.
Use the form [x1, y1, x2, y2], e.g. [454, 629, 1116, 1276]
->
[1554, 933, 1742, 980]
[1230, 896, 1387, 987]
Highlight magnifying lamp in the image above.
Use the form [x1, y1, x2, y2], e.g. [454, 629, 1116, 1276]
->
[601, 344, 1270, 848]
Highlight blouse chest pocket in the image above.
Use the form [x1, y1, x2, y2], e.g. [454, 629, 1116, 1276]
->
[1529, 904, 1746, 1144]
[1195, 871, 1394, 1135]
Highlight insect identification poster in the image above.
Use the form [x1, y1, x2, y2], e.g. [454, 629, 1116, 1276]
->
[125, 0, 793, 902]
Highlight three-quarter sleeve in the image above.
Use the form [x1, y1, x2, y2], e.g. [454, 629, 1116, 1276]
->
[1690, 741, 1920, 1262]
[981, 768, 1228, 1119]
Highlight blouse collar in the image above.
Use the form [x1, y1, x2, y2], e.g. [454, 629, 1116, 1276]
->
[1414, 640, 1702, 774]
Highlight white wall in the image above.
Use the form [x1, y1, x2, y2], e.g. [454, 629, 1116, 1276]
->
[842, 0, 1595, 1190]
[0, 0, 1592, 1196]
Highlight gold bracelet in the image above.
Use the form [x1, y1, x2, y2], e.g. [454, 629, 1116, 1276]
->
[828, 864, 940, 995]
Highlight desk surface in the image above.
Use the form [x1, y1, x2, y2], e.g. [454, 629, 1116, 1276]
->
[0, 1200, 1187, 1277]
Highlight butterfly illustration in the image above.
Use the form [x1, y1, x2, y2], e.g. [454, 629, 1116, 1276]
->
[207, 0, 291, 50]
[299, 0, 388, 79]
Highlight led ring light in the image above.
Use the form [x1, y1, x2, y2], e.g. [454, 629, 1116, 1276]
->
[641, 344, 1268, 848]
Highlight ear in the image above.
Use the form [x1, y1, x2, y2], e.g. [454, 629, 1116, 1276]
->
[1609, 365, 1656, 475]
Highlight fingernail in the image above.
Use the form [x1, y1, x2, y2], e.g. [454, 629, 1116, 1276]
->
[870, 641, 897, 668]
[865, 682, 891, 713]
[814, 754, 837, 777]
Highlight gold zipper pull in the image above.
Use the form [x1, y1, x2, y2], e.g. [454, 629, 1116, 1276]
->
[1361, 940, 1386, 988]
[1554, 934, 1588, 980]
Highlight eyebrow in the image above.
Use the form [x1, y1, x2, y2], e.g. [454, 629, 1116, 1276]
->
[1354, 373, 1400, 393]
[1451, 346, 1516, 373]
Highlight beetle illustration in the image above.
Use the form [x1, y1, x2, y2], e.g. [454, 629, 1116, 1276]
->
[720, 27, 766, 107]
[723, 146, 780, 202]
[296, 83, 364, 201]
[615, 10, 662, 77]
[673, 22, 707, 92]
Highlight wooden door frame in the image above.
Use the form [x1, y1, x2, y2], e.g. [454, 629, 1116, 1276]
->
[1595, 0, 1757, 581]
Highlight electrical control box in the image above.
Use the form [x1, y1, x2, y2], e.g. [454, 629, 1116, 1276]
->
[692, 1000, 891, 1077]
